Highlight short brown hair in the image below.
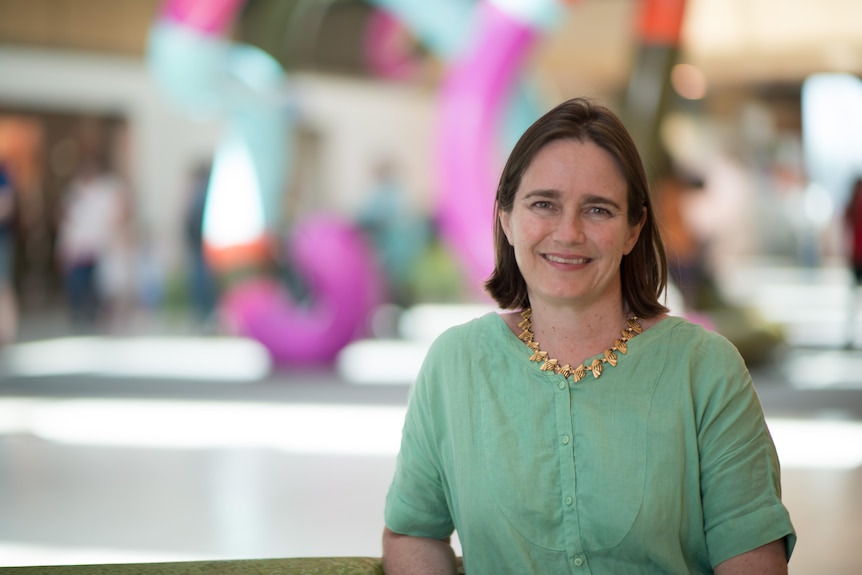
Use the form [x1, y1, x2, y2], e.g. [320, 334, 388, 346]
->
[484, 97, 669, 317]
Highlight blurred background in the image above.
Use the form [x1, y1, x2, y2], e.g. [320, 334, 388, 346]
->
[0, 0, 861, 573]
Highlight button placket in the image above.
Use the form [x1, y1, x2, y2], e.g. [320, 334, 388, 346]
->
[553, 370, 584, 567]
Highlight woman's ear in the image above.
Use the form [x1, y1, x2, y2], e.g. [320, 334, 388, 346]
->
[623, 206, 646, 255]
[499, 210, 513, 246]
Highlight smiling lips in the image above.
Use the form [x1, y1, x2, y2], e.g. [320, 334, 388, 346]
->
[544, 254, 589, 265]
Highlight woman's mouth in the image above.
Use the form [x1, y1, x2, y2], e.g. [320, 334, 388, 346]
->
[544, 254, 589, 265]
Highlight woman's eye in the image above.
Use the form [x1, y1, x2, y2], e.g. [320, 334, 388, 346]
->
[587, 206, 612, 216]
[532, 201, 553, 210]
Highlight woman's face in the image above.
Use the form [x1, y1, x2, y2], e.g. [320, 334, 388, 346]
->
[499, 138, 643, 311]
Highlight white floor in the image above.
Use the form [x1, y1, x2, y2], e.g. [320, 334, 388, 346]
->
[0, 384, 408, 566]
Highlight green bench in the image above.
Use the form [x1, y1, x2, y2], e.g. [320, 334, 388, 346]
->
[0, 557, 466, 574]
[0, 558, 385, 575]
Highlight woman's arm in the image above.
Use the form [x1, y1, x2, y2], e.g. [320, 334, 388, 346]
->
[382, 527, 457, 575]
[714, 539, 788, 575]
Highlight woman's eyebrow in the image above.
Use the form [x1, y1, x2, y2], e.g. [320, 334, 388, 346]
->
[521, 189, 561, 200]
[582, 194, 623, 210]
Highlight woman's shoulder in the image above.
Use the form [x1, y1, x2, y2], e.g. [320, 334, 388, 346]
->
[655, 314, 734, 342]
[646, 314, 745, 365]
[429, 311, 504, 351]
[413, 312, 505, 396]
[653, 315, 753, 393]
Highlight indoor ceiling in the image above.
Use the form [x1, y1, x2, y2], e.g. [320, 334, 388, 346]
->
[0, 0, 859, 95]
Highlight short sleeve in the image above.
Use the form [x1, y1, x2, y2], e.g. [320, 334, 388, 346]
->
[694, 332, 796, 566]
[384, 338, 455, 539]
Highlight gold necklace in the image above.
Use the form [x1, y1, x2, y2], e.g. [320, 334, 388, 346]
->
[517, 307, 642, 382]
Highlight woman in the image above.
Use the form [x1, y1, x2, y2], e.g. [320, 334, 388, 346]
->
[382, 98, 795, 574]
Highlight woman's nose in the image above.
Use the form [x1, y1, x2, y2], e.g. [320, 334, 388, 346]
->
[555, 214, 586, 243]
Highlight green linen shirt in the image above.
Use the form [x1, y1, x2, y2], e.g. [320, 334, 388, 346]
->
[384, 313, 796, 574]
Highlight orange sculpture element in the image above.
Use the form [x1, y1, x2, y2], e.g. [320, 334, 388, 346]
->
[638, 0, 687, 46]
[204, 237, 271, 272]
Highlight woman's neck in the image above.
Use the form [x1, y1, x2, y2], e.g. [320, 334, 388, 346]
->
[523, 300, 632, 366]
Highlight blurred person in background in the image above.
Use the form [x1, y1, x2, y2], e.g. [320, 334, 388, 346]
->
[184, 161, 217, 327]
[357, 158, 428, 307]
[655, 166, 711, 310]
[96, 173, 137, 332]
[382, 98, 795, 574]
[55, 158, 125, 331]
[844, 176, 862, 348]
[0, 161, 17, 345]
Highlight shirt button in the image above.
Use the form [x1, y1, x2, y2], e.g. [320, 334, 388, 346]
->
[561, 435, 570, 445]
[573, 557, 584, 567]
[558, 381, 566, 390]
[565, 496, 573, 506]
